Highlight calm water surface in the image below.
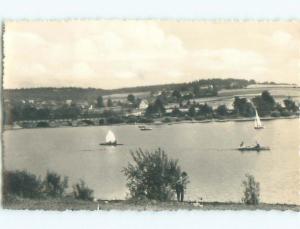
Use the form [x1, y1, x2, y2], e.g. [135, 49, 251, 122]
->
[4, 119, 300, 204]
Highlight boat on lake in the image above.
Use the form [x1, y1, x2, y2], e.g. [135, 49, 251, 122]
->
[238, 142, 270, 152]
[100, 130, 123, 146]
[254, 109, 264, 129]
[138, 125, 152, 131]
[238, 145, 270, 152]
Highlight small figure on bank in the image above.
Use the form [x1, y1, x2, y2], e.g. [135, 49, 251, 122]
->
[175, 171, 188, 202]
[240, 141, 244, 147]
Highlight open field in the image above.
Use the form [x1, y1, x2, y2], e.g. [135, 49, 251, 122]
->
[218, 87, 300, 98]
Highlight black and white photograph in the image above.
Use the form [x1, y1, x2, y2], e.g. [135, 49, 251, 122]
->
[1, 20, 300, 211]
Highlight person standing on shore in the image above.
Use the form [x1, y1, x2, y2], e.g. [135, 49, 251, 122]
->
[175, 171, 188, 202]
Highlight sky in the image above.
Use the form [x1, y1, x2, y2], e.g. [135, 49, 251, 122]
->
[3, 20, 300, 89]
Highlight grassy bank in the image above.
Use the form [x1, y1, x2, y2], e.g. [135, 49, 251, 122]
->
[3, 196, 300, 211]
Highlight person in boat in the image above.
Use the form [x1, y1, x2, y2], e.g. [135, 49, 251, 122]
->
[175, 172, 188, 202]
[240, 141, 244, 147]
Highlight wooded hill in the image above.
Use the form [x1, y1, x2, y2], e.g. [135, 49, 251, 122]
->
[4, 78, 257, 102]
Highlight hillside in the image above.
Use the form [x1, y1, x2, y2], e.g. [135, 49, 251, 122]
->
[3, 78, 259, 102]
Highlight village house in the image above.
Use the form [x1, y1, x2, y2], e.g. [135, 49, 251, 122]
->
[126, 109, 142, 117]
[138, 99, 149, 110]
[65, 99, 72, 106]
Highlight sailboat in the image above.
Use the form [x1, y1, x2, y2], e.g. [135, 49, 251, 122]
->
[254, 109, 264, 129]
[100, 130, 123, 146]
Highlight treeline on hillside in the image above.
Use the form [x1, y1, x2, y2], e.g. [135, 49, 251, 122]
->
[4, 78, 256, 102]
[111, 78, 256, 94]
[3, 87, 106, 102]
[3, 91, 299, 124]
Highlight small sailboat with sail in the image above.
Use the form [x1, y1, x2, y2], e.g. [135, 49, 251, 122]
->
[254, 109, 264, 129]
[100, 130, 123, 146]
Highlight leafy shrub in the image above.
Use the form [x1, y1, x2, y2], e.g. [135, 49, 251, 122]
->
[162, 117, 171, 123]
[126, 116, 138, 124]
[106, 116, 124, 124]
[270, 111, 281, 117]
[44, 171, 68, 197]
[184, 116, 193, 121]
[280, 110, 292, 117]
[3, 170, 43, 198]
[194, 115, 205, 121]
[242, 174, 260, 205]
[215, 104, 228, 116]
[283, 97, 298, 112]
[205, 113, 214, 119]
[123, 148, 187, 201]
[73, 180, 94, 201]
[137, 117, 154, 123]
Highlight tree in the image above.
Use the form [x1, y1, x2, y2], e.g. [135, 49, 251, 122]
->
[44, 171, 68, 197]
[127, 94, 135, 104]
[172, 90, 182, 101]
[283, 97, 298, 112]
[261, 91, 275, 107]
[53, 105, 80, 119]
[198, 103, 213, 116]
[73, 180, 94, 201]
[171, 107, 183, 117]
[107, 98, 113, 107]
[123, 148, 188, 201]
[188, 106, 196, 117]
[3, 170, 43, 198]
[252, 91, 275, 116]
[96, 96, 104, 108]
[233, 97, 255, 117]
[216, 104, 228, 116]
[145, 98, 165, 116]
[242, 174, 260, 205]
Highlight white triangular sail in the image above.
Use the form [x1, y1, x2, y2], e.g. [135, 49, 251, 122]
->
[254, 110, 263, 128]
[106, 130, 116, 143]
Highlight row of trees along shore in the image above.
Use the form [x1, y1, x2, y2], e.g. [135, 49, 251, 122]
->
[3, 90, 299, 125]
[3, 148, 260, 206]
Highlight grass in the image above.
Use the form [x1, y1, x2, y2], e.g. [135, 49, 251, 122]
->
[3, 196, 300, 211]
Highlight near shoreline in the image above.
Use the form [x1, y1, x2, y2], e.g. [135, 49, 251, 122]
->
[3, 196, 300, 211]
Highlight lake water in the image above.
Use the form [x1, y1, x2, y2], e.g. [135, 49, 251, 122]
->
[3, 119, 300, 204]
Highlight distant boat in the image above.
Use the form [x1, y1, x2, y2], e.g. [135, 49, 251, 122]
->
[254, 110, 264, 129]
[238, 145, 270, 152]
[237, 141, 270, 152]
[139, 125, 152, 131]
[100, 130, 123, 146]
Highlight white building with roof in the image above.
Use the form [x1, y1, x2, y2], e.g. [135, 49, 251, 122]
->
[139, 99, 149, 110]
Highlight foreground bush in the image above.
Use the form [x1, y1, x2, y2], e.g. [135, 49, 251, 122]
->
[123, 148, 187, 201]
[3, 170, 96, 202]
[3, 170, 43, 198]
[73, 180, 94, 201]
[44, 171, 68, 197]
[242, 174, 260, 205]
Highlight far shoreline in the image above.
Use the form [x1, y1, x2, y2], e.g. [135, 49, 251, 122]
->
[4, 115, 299, 131]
